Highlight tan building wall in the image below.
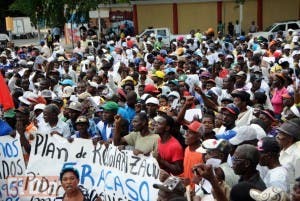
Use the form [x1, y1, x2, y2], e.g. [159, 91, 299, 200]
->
[177, 2, 217, 34]
[136, 4, 173, 33]
[263, 0, 300, 30]
[223, 0, 256, 34]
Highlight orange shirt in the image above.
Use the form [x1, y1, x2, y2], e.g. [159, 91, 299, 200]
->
[182, 146, 203, 189]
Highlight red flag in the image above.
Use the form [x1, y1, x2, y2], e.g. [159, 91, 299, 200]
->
[0, 73, 14, 111]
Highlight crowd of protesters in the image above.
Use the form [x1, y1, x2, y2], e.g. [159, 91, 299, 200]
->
[0, 23, 300, 201]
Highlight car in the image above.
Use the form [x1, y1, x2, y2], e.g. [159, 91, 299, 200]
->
[251, 20, 300, 39]
[136, 27, 187, 46]
[0, 33, 10, 49]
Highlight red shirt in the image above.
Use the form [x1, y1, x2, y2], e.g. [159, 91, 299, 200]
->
[158, 136, 184, 163]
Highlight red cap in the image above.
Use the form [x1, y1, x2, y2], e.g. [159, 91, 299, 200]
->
[187, 121, 202, 133]
[138, 66, 147, 73]
[144, 84, 160, 94]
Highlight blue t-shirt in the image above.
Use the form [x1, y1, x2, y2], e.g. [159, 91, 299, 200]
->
[0, 120, 13, 136]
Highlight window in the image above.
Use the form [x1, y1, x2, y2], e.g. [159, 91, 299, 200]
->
[143, 30, 155, 37]
[157, 29, 167, 37]
[288, 23, 300, 30]
[272, 24, 285, 32]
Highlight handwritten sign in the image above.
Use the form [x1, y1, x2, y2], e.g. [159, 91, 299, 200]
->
[0, 135, 26, 201]
[24, 134, 160, 201]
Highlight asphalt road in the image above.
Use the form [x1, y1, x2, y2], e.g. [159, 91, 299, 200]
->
[11, 37, 73, 52]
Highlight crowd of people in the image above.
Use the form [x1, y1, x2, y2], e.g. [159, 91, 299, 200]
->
[0, 24, 300, 201]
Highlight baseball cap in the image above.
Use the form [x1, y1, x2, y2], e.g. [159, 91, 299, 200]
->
[62, 86, 74, 98]
[138, 66, 147, 73]
[78, 92, 92, 100]
[67, 101, 82, 112]
[153, 176, 185, 194]
[221, 103, 240, 115]
[235, 71, 246, 77]
[185, 120, 201, 133]
[121, 76, 137, 86]
[168, 91, 180, 99]
[250, 187, 288, 201]
[229, 125, 262, 145]
[165, 68, 176, 75]
[144, 84, 160, 94]
[152, 71, 165, 79]
[257, 137, 280, 153]
[145, 97, 159, 105]
[101, 101, 119, 113]
[34, 103, 46, 111]
[260, 110, 276, 122]
[88, 80, 99, 89]
[41, 90, 52, 98]
[197, 139, 231, 154]
[60, 79, 75, 86]
[75, 116, 89, 124]
[216, 130, 237, 140]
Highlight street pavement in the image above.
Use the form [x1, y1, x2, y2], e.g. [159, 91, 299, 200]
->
[12, 37, 74, 52]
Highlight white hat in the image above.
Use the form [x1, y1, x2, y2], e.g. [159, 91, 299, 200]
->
[288, 28, 294, 32]
[290, 104, 300, 117]
[145, 97, 159, 105]
[34, 104, 46, 111]
[18, 96, 31, 105]
[229, 124, 266, 145]
[167, 91, 180, 99]
[62, 86, 74, 98]
[278, 57, 289, 64]
[283, 44, 291, 50]
[292, 36, 299, 43]
[197, 139, 227, 154]
[88, 80, 98, 89]
[225, 54, 234, 59]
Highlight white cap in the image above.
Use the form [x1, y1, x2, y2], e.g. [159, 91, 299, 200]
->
[283, 44, 291, 50]
[229, 124, 266, 145]
[34, 104, 46, 111]
[88, 80, 98, 89]
[62, 86, 74, 98]
[167, 91, 180, 99]
[145, 97, 159, 105]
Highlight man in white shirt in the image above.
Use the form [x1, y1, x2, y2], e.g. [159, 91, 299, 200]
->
[257, 137, 290, 192]
[37, 104, 71, 138]
[276, 119, 300, 183]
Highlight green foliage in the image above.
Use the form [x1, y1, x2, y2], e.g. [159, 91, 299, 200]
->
[9, 0, 130, 27]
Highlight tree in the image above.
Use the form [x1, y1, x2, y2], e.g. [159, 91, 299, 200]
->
[9, 0, 102, 27]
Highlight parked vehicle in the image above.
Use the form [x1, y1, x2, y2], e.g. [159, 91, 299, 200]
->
[12, 17, 37, 39]
[251, 20, 300, 39]
[0, 33, 10, 49]
[137, 27, 187, 46]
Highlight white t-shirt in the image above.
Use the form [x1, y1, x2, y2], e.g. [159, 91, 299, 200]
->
[262, 166, 290, 192]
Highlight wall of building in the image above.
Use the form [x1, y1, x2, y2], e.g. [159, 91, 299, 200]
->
[131, 0, 300, 35]
[223, 0, 257, 34]
[177, 2, 217, 34]
[263, 0, 299, 30]
[136, 4, 173, 34]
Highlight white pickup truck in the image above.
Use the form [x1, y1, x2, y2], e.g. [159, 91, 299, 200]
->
[251, 20, 300, 39]
[137, 27, 187, 46]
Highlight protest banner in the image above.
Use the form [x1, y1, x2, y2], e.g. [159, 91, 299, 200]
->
[23, 133, 160, 201]
[0, 135, 26, 201]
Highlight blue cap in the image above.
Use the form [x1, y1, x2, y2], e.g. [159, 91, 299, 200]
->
[221, 103, 240, 115]
[216, 130, 237, 140]
[165, 68, 176, 75]
[160, 49, 167, 55]
[60, 79, 74, 86]
[166, 58, 174, 64]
